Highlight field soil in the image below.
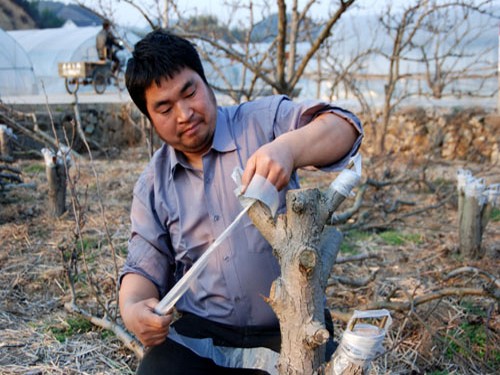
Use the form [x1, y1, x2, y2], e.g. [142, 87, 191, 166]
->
[0, 145, 499, 374]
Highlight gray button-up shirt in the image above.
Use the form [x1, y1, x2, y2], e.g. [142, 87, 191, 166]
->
[121, 95, 362, 328]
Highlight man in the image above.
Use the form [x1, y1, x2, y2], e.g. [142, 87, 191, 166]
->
[96, 19, 123, 75]
[120, 29, 363, 374]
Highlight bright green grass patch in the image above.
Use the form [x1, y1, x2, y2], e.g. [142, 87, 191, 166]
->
[100, 329, 115, 340]
[445, 322, 500, 367]
[491, 208, 500, 222]
[50, 317, 93, 342]
[22, 163, 45, 174]
[459, 300, 486, 317]
[81, 237, 101, 251]
[340, 241, 359, 255]
[340, 230, 373, 255]
[378, 230, 423, 246]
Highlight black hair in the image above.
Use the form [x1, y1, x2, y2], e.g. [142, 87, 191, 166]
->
[125, 29, 208, 118]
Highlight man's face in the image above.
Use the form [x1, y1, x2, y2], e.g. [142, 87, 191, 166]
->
[145, 67, 217, 165]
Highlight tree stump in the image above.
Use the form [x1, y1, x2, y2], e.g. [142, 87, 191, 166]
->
[457, 169, 499, 259]
[0, 124, 14, 159]
[42, 148, 71, 217]
[248, 173, 357, 374]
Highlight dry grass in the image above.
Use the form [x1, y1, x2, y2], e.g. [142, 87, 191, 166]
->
[1, 147, 498, 374]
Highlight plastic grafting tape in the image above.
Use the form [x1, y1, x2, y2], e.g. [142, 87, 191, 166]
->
[330, 154, 362, 197]
[232, 167, 279, 217]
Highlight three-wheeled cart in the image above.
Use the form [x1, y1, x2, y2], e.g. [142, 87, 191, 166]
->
[58, 61, 125, 95]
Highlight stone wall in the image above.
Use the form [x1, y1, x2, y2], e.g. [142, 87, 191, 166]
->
[363, 107, 499, 164]
[4, 102, 499, 164]
[5, 102, 146, 156]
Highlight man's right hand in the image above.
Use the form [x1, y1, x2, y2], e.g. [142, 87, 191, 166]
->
[119, 274, 173, 347]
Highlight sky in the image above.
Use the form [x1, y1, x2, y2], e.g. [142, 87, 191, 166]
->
[74, 0, 401, 28]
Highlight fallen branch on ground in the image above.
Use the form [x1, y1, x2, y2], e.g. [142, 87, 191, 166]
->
[411, 308, 497, 374]
[353, 196, 452, 231]
[335, 252, 382, 264]
[444, 266, 500, 289]
[64, 302, 144, 359]
[0, 105, 82, 159]
[330, 287, 495, 323]
[328, 270, 379, 287]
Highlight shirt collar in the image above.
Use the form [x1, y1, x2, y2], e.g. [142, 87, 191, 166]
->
[168, 107, 236, 173]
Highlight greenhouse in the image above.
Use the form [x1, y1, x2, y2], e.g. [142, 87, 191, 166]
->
[0, 28, 38, 97]
[4, 22, 138, 96]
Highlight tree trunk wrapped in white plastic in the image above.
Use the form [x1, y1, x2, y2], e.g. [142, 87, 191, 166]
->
[42, 147, 72, 217]
[457, 169, 499, 259]
[247, 155, 362, 375]
[0, 124, 15, 159]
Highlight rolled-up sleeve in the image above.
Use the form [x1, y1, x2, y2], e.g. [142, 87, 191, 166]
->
[273, 96, 363, 172]
[120, 167, 175, 297]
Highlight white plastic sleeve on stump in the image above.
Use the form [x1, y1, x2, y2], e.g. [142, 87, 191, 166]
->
[329, 154, 362, 197]
[456, 169, 473, 192]
[41, 147, 56, 167]
[464, 178, 486, 206]
[485, 184, 500, 206]
[57, 145, 73, 168]
[0, 124, 15, 138]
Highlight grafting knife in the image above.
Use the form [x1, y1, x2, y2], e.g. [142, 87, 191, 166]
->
[154, 202, 254, 315]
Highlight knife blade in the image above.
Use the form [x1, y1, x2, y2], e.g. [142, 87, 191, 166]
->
[154, 202, 254, 315]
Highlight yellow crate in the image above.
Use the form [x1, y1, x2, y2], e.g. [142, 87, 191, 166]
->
[58, 61, 110, 78]
[58, 62, 87, 78]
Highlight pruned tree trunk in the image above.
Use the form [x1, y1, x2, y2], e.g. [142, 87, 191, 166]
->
[42, 148, 71, 217]
[248, 165, 360, 374]
[457, 169, 499, 259]
[0, 124, 13, 159]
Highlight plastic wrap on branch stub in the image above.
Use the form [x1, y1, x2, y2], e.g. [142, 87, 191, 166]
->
[41, 146, 72, 168]
[456, 169, 473, 193]
[232, 167, 279, 217]
[330, 309, 392, 375]
[485, 184, 500, 207]
[457, 168, 499, 207]
[329, 154, 362, 198]
[0, 124, 17, 139]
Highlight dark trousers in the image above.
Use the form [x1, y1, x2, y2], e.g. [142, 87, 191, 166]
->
[137, 312, 336, 375]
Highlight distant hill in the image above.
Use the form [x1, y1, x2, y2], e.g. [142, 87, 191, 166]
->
[0, 0, 36, 30]
[0, 0, 102, 30]
[38, 1, 102, 26]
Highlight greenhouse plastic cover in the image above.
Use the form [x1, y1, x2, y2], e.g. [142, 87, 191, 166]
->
[0, 28, 38, 96]
[6, 22, 138, 95]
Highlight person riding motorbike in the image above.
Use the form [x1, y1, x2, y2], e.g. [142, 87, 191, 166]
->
[96, 19, 124, 75]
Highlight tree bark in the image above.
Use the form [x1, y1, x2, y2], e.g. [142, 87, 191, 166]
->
[46, 161, 67, 217]
[459, 193, 484, 258]
[43, 148, 70, 218]
[457, 169, 499, 259]
[248, 186, 346, 374]
[0, 124, 12, 158]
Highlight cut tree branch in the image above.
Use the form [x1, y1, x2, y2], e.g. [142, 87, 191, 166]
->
[65, 302, 144, 359]
[330, 287, 495, 323]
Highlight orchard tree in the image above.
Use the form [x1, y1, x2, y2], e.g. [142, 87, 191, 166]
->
[177, 0, 357, 101]
[77, 0, 357, 102]
[414, 2, 497, 99]
[376, 0, 496, 153]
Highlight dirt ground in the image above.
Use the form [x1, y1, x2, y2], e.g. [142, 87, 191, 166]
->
[0, 146, 498, 374]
